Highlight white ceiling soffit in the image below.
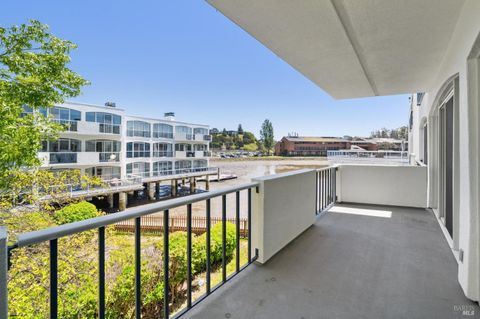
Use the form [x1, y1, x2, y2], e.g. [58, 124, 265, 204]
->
[206, 0, 465, 99]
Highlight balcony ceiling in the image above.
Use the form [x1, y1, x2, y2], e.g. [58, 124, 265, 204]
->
[206, 0, 466, 99]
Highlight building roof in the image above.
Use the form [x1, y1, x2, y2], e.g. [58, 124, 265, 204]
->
[283, 136, 348, 143]
[207, 0, 465, 99]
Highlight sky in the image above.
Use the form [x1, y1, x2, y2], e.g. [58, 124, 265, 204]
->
[2, 1, 411, 139]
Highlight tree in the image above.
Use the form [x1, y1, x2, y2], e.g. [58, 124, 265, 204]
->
[237, 124, 244, 135]
[0, 20, 89, 187]
[243, 131, 256, 145]
[260, 119, 274, 155]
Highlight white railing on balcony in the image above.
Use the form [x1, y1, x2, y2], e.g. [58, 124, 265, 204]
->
[327, 150, 409, 164]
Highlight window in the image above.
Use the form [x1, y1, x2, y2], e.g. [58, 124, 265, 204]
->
[126, 142, 150, 158]
[193, 144, 207, 151]
[24, 106, 81, 131]
[193, 127, 209, 135]
[153, 123, 173, 139]
[175, 126, 192, 139]
[46, 139, 81, 152]
[175, 143, 192, 151]
[85, 140, 121, 152]
[417, 93, 425, 106]
[152, 161, 173, 176]
[193, 159, 207, 169]
[49, 153, 77, 164]
[175, 160, 192, 173]
[153, 143, 173, 157]
[127, 120, 151, 137]
[86, 140, 121, 162]
[85, 112, 121, 134]
[85, 166, 121, 180]
[126, 162, 150, 177]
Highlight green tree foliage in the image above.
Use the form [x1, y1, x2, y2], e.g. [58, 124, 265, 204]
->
[0, 20, 89, 187]
[260, 119, 274, 155]
[210, 129, 258, 151]
[370, 126, 408, 140]
[54, 201, 99, 225]
[237, 124, 244, 135]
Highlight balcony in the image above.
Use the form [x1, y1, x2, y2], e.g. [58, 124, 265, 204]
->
[175, 133, 193, 141]
[61, 121, 122, 136]
[187, 203, 474, 319]
[193, 134, 210, 142]
[3, 164, 477, 318]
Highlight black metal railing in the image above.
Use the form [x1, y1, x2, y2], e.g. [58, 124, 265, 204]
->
[3, 182, 259, 318]
[315, 167, 337, 214]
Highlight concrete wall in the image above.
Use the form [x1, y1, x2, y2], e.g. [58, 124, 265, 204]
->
[252, 169, 316, 263]
[337, 164, 427, 208]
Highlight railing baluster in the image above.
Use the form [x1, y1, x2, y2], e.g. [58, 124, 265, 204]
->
[50, 239, 58, 319]
[187, 204, 192, 308]
[334, 167, 337, 202]
[206, 199, 211, 294]
[235, 191, 240, 273]
[325, 169, 332, 207]
[98, 227, 105, 319]
[320, 170, 324, 211]
[163, 210, 170, 319]
[315, 171, 319, 214]
[222, 194, 227, 282]
[248, 188, 252, 262]
[135, 217, 141, 319]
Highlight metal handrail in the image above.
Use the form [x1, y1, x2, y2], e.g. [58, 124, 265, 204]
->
[13, 181, 259, 248]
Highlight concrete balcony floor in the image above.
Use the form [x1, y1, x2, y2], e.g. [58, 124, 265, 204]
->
[187, 204, 480, 319]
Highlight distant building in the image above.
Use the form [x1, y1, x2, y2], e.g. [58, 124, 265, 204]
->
[274, 136, 351, 156]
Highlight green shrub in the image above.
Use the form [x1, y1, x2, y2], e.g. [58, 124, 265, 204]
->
[54, 201, 99, 224]
[106, 251, 164, 319]
[194, 222, 236, 272]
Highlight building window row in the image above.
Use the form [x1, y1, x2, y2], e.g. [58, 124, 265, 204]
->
[194, 127, 209, 135]
[152, 161, 173, 176]
[127, 120, 151, 138]
[126, 162, 150, 177]
[85, 166, 121, 180]
[86, 112, 121, 134]
[126, 142, 150, 158]
[153, 143, 173, 157]
[153, 123, 174, 139]
[42, 138, 82, 152]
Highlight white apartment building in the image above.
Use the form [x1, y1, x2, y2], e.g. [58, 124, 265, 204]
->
[32, 102, 211, 181]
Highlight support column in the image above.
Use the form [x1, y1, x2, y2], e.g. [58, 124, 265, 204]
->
[119, 192, 127, 211]
[148, 183, 155, 200]
[172, 180, 178, 197]
[107, 194, 114, 208]
[155, 182, 160, 194]
[206, 175, 210, 190]
[189, 177, 195, 193]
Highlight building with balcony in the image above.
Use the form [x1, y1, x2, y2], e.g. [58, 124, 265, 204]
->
[32, 101, 211, 180]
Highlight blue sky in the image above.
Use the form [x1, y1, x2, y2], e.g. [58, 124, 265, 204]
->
[2, 1, 410, 139]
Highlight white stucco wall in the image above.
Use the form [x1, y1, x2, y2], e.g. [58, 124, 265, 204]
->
[252, 169, 316, 263]
[337, 164, 427, 208]
[411, 0, 480, 301]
